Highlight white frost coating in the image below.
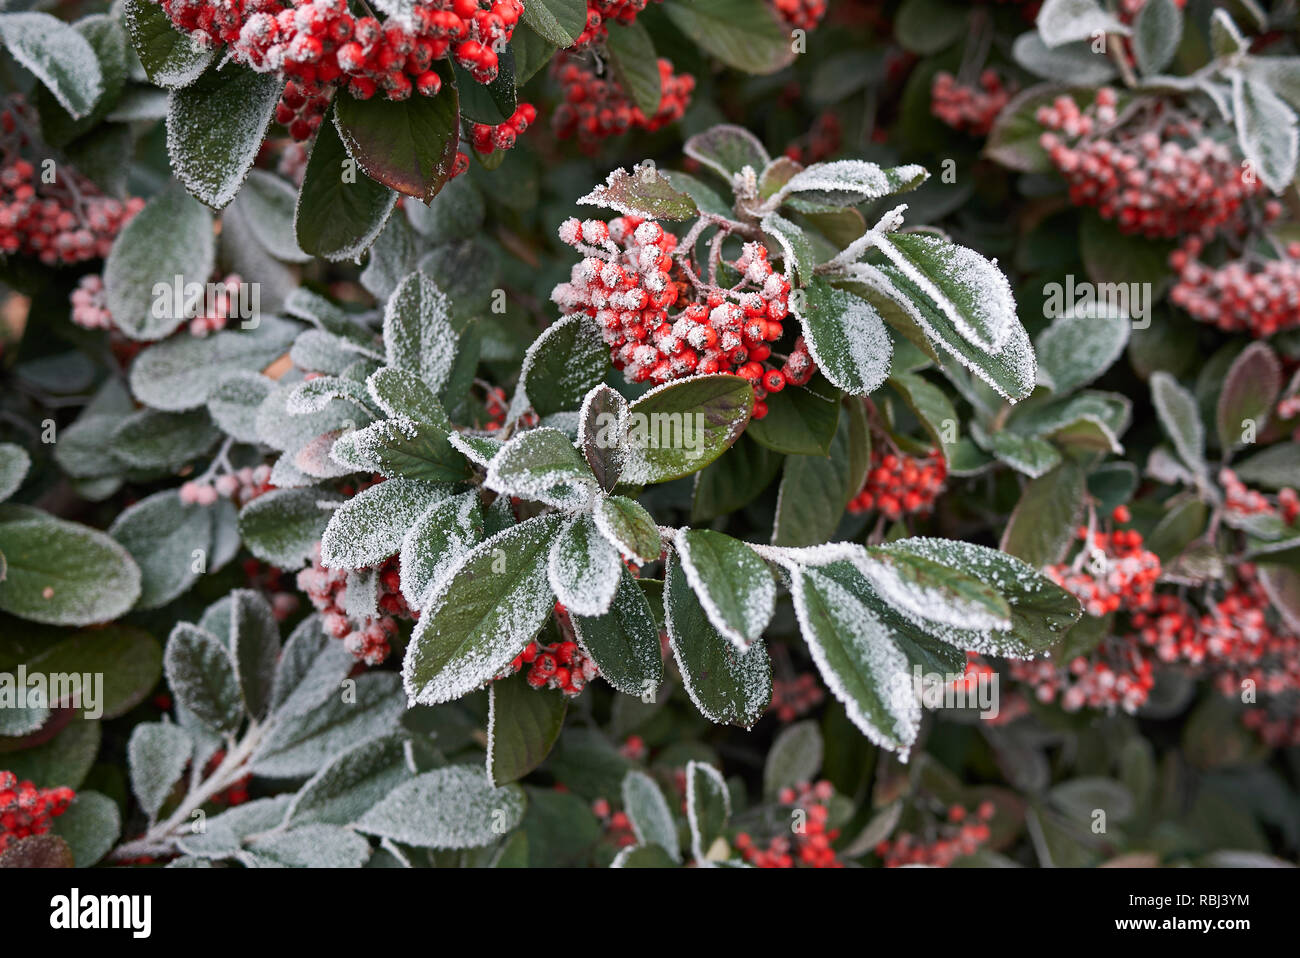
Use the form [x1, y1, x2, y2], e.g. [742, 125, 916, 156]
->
[330, 415, 423, 474]
[750, 541, 866, 570]
[285, 377, 369, 415]
[547, 517, 621, 617]
[484, 428, 597, 510]
[382, 271, 458, 393]
[445, 432, 499, 469]
[838, 262, 1036, 402]
[355, 765, 525, 849]
[320, 477, 449, 569]
[790, 569, 919, 760]
[795, 284, 892, 396]
[876, 232, 1015, 353]
[577, 383, 630, 479]
[852, 551, 1010, 633]
[779, 160, 927, 203]
[1035, 308, 1130, 395]
[685, 760, 730, 864]
[673, 529, 775, 653]
[127, 722, 194, 820]
[621, 770, 681, 861]
[400, 493, 482, 611]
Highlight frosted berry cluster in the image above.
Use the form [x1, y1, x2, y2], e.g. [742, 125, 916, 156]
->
[848, 446, 947, 521]
[875, 801, 994, 868]
[571, 0, 661, 48]
[0, 771, 74, 853]
[1170, 239, 1300, 338]
[930, 70, 1012, 136]
[1008, 640, 1156, 713]
[0, 153, 143, 265]
[468, 102, 537, 155]
[552, 56, 694, 148]
[500, 610, 599, 696]
[1220, 467, 1299, 524]
[735, 781, 841, 868]
[769, 673, 825, 722]
[71, 272, 249, 337]
[1044, 519, 1161, 618]
[70, 275, 113, 331]
[1038, 89, 1264, 239]
[180, 464, 274, 507]
[771, 0, 828, 31]
[296, 542, 410, 665]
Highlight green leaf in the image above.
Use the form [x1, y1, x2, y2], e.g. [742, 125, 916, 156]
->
[549, 515, 622, 617]
[593, 495, 662, 565]
[674, 529, 774, 650]
[1037, 0, 1128, 47]
[336, 416, 472, 483]
[858, 546, 1013, 631]
[512, 314, 611, 420]
[578, 166, 699, 222]
[745, 374, 840, 456]
[400, 491, 484, 611]
[763, 720, 824, 799]
[51, 791, 120, 867]
[797, 279, 892, 395]
[985, 85, 1094, 173]
[334, 73, 461, 202]
[1078, 211, 1175, 289]
[295, 112, 397, 261]
[404, 514, 565, 706]
[888, 372, 959, 464]
[0, 443, 31, 502]
[622, 770, 681, 861]
[1035, 305, 1130, 395]
[368, 366, 450, 424]
[1145, 497, 1207, 561]
[108, 490, 213, 609]
[486, 428, 598, 509]
[772, 397, 866, 547]
[355, 765, 525, 848]
[605, 21, 662, 116]
[510, 21, 558, 85]
[621, 375, 754, 484]
[236, 170, 312, 263]
[780, 161, 928, 209]
[227, 590, 281, 721]
[383, 271, 458, 393]
[487, 670, 568, 786]
[165, 623, 243, 735]
[895, 0, 969, 54]
[104, 183, 214, 340]
[284, 733, 412, 828]
[1217, 341, 1282, 452]
[612, 843, 680, 867]
[1231, 71, 1298, 193]
[579, 384, 629, 492]
[1234, 442, 1300, 489]
[1150, 371, 1206, 478]
[321, 478, 452, 569]
[690, 435, 782, 523]
[662, 0, 795, 75]
[1000, 460, 1085, 567]
[24, 626, 162, 720]
[0, 12, 104, 119]
[761, 212, 816, 286]
[684, 125, 770, 182]
[35, 15, 129, 147]
[989, 431, 1062, 478]
[1133, 0, 1182, 76]
[521, 0, 588, 46]
[238, 487, 341, 569]
[0, 515, 140, 626]
[123, 0, 215, 89]
[570, 567, 664, 697]
[243, 824, 372, 867]
[664, 555, 771, 729]
[109, 408, 219, 470]
[685, 760, 730, 862]
[127, 722, 191, 819]
[167, 62, 282, 209]
[1, 718, 100, 789]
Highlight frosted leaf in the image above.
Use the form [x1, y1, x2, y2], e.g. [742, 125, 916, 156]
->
[618, 375, 754, 485]
[127, 722, 192, 820]
[989, 431, 1062, 478]
[238, 487, 341, 569]
[853, 549, 1013, 632]
[283, 734, 412, 828]
[0, 442, 31, 502]
[0, 12, 104, 118]
[255, 380, 369, 454]
[331, 415, 470, 482]
[291, 329, 363, 376]
[794, 281, 891, 396]
[448, 432, 503, 468]
[760, 211, 816, 284]
[1035, 302, 1130, 395]
[879, 232, 1016, 354]
[1037, 0, 1129, 47]
[569, 566, 663, 696]
[320, 477, 453, 569]
[685, 760, 730, 864]
[295, 429, 356, 480]
[122, 0, 215, 90]
[749, 541, 865, 570]
[287, 376, 374, 415]
[383, 271, 458, 394]
[399, 491, 484, 610]
[683, 125, 770, 181]
[252, 672, 404, 779]
[674, 528, 775, 652]
[207, 372, 275, 443]
[577, 166, 699, 221]
[763, 721, 824, 798]
[268, 615, 356, 719]
[344, 565, 381, 620]
[507, 313, 610, 424]
[360, 213, 422, 301]
[621, 770, 681, 861]
[548, 515, 622, 617]
[108, 489, 213, 610]
[1233, 71, 1299, 194]
[1009, 391, 1130, 454]
[235, 170, 312, 263]
[284, 288, 384, 356]
[485, 427, 598, 510]
[578, 383, 629, 491]
[593, 495, 662, 565]
[790, 564, 919, 759]
[403, 514, 564, 706]
[242, 824, 373, 868]
[165, 622, 244, 735]
[779, 159, 928, 206]
[366, 366, 449, 425]
[176, 795, 292, 859]
[355, 765, 525, 849]
[664, 555, 771, 729]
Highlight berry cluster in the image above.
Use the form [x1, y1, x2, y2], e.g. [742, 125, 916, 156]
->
[0, 772, 74, 853]
[769, 673, 825, 722]
[930, 70, 1013, 136]
[1170, 239, 1300, 338]
[1009, 640, 1157, 713]
[736, 781, 841, 868]
[468, 102, 537, 155]
[874, 802, 994, 868]
[296, 542, 410, 665]
[552, 216, 812, 415]
[180, 464, 275, 507]
[771, 0, 828, 32]
[1044, 522, 1162, 618]
[782, 112, 843, 165]
[571, 0, 661, 49]
[848, 446, 947, 520]
[501, 608, 600, 696]
[552, 56, 694, 148]
[591, 797, 639, 847]
[0, 153, 143, 265]
[70, 275, 113, 331]
[72, 272, 249, 338]
[1038, 89, 1264, 239]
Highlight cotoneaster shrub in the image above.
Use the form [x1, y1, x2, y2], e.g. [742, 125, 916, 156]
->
[0, 0, 1298, 871]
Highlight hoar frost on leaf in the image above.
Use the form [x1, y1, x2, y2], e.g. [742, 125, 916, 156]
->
[355, 765, 525, 849]
[320, 477, 453, 570]
[399, 491, 483, 611]
[485, 427, 598, 510]
[382, 271, 459, 394]
[548, 516, 622, 618]
[673, 529, 775, 652]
